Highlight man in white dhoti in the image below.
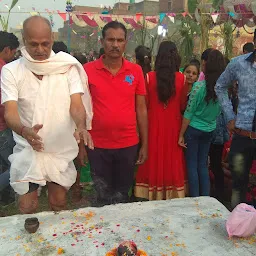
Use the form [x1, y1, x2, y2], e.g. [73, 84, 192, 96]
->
[0, 16, 93, 214]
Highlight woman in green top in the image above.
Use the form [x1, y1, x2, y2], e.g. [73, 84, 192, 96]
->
[178, 49, 225, 197]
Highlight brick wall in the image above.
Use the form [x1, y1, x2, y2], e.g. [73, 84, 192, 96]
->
[159, 0, 185, 13]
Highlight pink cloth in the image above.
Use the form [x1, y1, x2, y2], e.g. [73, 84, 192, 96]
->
[226, 203, 256, 238]
[198, 72, 205, 82]
[0, 58, 7, 131]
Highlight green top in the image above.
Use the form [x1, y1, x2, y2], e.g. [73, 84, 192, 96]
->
[184, 81, 221, 132]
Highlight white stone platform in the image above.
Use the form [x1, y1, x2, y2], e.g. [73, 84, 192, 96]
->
[0, 197, 255, 256]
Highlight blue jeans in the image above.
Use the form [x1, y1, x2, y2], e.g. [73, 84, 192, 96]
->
[185, 126, 213, 197]
[0, 128, 15, 192]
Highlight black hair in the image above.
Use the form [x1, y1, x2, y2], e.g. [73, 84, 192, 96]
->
[201, 48, 213, 61]
[224, 57, 230, 67]
[155, 41, 181, 104]
[205, 49, 225, 104]
[0, 31, 19, 52]
[183, 63, 200, 76]
[189, 58, 200, 69]
[135, 45, 144, 55]
[243, 42, 254, 53]
[102, 21, 127, 39]
[135, 46, 152, 77]
[73, 53, 87, 65]
[99, 48, 105, 58]
[52, 41, 68, 53]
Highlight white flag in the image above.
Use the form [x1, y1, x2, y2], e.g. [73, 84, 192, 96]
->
[168, 16, 175, 23]
[211, 13, 219, 23]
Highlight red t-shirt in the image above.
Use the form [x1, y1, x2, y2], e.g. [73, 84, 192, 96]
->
[84, 57, 146, 149]
[0, 58, 7, 131]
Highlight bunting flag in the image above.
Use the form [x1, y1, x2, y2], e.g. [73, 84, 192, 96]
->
[135, 13, 142, 22]
[168, 13, 176, 17]
[211, 13, 219, 23]
[49, 13, 54, 27]
[228, 11, 235, 17]
[182, 12, 187, 17]
[168, 15, 175, 23]
[159, 13, 165, 23]
[57, 11, 67, 21]
[30, 11, 39, 16]
[71, 13, 157, 29]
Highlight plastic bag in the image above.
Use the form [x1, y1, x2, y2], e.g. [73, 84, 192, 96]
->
[226, 203, 256, 238]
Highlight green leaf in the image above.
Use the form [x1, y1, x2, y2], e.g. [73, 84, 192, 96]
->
[10, 0, 19, 11]
[187, 0, 199, 14]
[212, 0, 223, 10]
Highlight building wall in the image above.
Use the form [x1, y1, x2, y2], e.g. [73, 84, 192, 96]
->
[111, 3, 130, 15]
[73, 5, 103, 13]
[129, 1, 159, 16]
[159, 0, 185, 13]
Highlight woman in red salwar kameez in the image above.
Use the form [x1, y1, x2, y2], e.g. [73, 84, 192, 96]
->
[134, 41, 188, 200]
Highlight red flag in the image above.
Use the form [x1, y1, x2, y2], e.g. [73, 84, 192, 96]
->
[182, 12, 187, 17]
[57, 11, 67, 21]
[135, 13, 142, 22]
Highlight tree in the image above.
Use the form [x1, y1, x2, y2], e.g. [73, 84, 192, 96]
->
[212, 0, 224, 9]
[134, 16, 159, 53]
[221, 20, 234, 59]
[0, 0, 19, 31]
[178, 16, 200, 65]
[184, 0, 199, 13]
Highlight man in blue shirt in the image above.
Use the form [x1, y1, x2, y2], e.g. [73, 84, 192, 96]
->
[215, 49, 256, 209]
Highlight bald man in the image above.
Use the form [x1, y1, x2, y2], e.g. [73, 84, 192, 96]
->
[0, 16, 93, 213]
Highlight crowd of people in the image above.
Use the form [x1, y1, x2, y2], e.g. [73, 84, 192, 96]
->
[0, 16, 256, 214]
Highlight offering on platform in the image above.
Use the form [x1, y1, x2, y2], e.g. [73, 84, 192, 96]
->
[24, 217, 39, 234]
[106, 241, 147, 256]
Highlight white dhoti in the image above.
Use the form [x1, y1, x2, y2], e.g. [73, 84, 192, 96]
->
[7, 48, 93, 195]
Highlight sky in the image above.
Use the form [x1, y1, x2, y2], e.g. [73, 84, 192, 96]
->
[0, 0, 125, 31]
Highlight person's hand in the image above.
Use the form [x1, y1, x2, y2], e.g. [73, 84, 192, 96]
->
[136, 145, 148, 165]
[77, 144, 88, 167]
[227, 120, 235, 134]
[22, 124, 44, 152]
[178, 135, 187, 148]
[74, 127, 94, 150]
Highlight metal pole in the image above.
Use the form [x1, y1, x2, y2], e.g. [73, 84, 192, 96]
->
[66, 1, 72, 53]
[67, 13, 71, 52]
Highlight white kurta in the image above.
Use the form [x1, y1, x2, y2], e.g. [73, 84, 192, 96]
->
[0, 48, 93, 195]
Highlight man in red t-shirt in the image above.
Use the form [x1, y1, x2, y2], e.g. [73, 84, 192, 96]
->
[84, 21, 148, 205]
[0, 31, 19, 204]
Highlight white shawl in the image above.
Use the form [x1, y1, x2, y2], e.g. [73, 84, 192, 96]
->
[9, 47, 93, 195]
